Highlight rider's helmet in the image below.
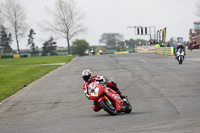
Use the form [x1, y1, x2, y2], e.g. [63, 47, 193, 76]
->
[177, 43, 182, 48]
[82, 69, 92, 82]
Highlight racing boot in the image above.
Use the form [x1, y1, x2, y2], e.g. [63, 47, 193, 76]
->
[118, 90, 127, 99]
[92, 101, 101, 112]
[107, 81, 127, 99]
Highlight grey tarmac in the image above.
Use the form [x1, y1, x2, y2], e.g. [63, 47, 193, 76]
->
[0, 51, 200, 133]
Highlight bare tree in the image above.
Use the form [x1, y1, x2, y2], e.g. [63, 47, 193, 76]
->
[43, 0, 87, 54]
[1, 0, 28, 54]
[195, 0, 200, 17]
[0, 9, 4, 54]
[0, 9, 3, 27]
[99, 33, 124, 48]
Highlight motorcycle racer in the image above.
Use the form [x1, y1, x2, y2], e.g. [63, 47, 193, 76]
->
[175, 43, 185, 59]
[82, 69, 127, 112]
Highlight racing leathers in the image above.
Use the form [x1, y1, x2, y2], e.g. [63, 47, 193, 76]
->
[82, 75, 126, 112]
[175, 45, 185, 53]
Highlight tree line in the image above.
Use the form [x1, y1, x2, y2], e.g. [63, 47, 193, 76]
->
[0, 0, 86, 56]
[1, 0, 194, 56]
[71, 36, 147, 56]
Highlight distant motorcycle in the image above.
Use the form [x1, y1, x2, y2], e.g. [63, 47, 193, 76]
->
[87, 81, 132, 115]
[176, 48, 185, 64]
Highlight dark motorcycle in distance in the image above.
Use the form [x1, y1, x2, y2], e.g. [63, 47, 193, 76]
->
[87, 81, 132, 115]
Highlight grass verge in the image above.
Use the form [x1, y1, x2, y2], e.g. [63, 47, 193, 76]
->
[0, 55, 76, 102]
[0, 55, 76, 65]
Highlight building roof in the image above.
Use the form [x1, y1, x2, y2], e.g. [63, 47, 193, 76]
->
[194, 21, 200, 24]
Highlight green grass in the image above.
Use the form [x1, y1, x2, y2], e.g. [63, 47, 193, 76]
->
[0, 55, 76, 65]
[0, 55, 76, 102]
[20, 51, 68, 57]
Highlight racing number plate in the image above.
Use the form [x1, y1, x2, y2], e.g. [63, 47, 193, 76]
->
[91, 87, 99, 97]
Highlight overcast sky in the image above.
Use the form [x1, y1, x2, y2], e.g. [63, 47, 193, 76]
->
[1, 0, 200, 49]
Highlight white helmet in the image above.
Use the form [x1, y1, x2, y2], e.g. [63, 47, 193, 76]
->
[82, 69, 92, 82]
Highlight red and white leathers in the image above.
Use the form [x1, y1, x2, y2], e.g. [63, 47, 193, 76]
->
[82, 75, 126, 112]
[82, 75, 104, 93]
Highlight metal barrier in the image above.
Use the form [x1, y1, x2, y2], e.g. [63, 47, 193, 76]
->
[0, 54, 28, 59]
[136, 45, 156, 53]
[156, 46, 188, 56]
[156, 47, 174, 56]
[114, 51, 129, 54]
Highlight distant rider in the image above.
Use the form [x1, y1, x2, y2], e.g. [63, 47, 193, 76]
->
[175, 43, 185, 59]
[82, 69, 127, 112]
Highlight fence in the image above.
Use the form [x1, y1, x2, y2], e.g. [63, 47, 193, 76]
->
[0, 54, 28, 59]
[135, 45, 188, 56]
[156, 46, 188, 56]
[136, 45, 156, 53]
[156, 47, 174, 56]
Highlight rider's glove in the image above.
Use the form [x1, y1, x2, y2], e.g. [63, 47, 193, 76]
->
[84, 87, 90, 99]
[99, 76, 108, 84]
[85, 93, 90, 99]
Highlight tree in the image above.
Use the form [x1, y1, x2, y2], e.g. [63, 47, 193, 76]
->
[27, 29, 38, 57]
[0, 9, 3, 27]
[1, 0, 28, 54]
[99, 33, 124, 48]
[118, 41, 125, 49]
[42, 37, 57, 56]
[124, 39, 138, 48]
[71, 39, 89, 56]
[43, 0, 87, 54]
[0, 10, 3, 54]
[195, 0, 200, 17]
[0, 26, 12, 55]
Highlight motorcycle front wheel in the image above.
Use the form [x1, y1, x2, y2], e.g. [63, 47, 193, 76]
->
[179, 57, 183, 64]
[99, 99, 117, 115]
[125, 103, 132, 113]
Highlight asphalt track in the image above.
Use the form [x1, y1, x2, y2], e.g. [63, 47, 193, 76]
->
[0, 51, 200, 133]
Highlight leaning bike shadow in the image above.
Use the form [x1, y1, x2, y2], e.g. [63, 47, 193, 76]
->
[91, 111, 152, 117]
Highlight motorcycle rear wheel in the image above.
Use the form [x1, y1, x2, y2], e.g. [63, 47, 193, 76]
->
[100, 99, 117, 115]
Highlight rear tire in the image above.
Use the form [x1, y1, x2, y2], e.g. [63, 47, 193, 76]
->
[99, 99, 117, 115]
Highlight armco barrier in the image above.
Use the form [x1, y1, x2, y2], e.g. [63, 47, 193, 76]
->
[13, 54, 20, 58]
[136, 45, 156, 53]
[156, 46, 188, 56]
[0, 54, 28, 59]
[156, 47, 174, 56]
[185, 46, 188, 55]
[0, 55, 13, 59]
[20, 55, 28, 58]
[114, 51, 129, 54]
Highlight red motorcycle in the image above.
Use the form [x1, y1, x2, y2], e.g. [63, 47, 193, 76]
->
[88, 81, 132, 115]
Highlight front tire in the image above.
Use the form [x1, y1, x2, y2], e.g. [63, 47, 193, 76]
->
[179, 56, 183, 64]
[99, 99, 117, 115]
[125, 103, 132, 113]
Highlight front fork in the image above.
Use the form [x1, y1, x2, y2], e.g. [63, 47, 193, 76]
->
[104, 95, 112, 105]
